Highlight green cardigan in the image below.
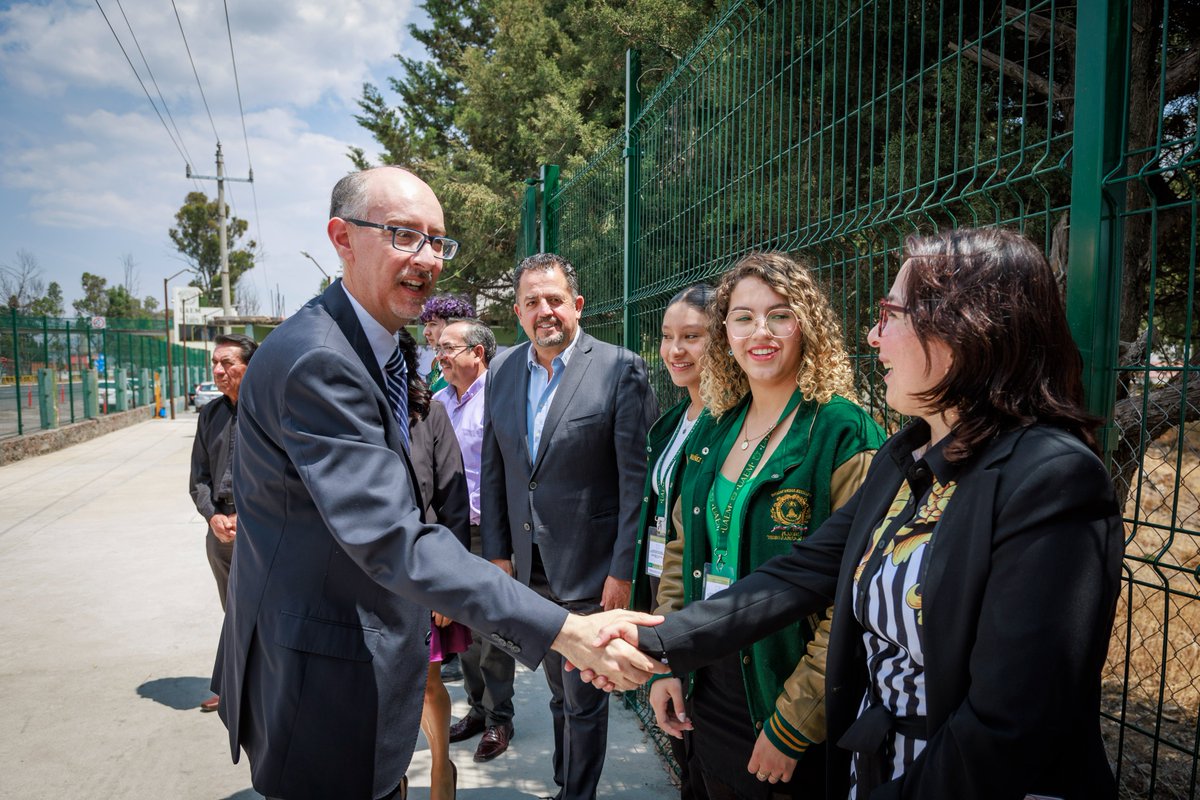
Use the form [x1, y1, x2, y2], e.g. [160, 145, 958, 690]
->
[630, 398, 694, 612]
[672, 392, 884, 749]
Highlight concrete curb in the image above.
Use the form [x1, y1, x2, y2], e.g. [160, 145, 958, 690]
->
[0, 400, 186, 466]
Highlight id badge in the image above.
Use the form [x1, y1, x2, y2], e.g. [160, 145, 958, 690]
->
[645, 525, 667, 578]
[702, 561, 735, 599]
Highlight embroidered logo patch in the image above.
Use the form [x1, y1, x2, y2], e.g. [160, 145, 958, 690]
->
[767, 489, 811, 540]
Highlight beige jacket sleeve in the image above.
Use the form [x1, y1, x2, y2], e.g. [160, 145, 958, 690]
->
[652, 495, 687, 616]
[765, 450, 876, 753]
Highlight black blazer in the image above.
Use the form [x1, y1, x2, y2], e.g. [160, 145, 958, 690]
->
[409, 401, 471, 548]
[479, 331, 658, 601]
[641, 421, 1123, 800]
[215, 281, 567, 800]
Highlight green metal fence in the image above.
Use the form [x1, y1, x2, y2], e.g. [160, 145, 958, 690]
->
[0, 309, 205, 438]
[520, 0, 1199, 795]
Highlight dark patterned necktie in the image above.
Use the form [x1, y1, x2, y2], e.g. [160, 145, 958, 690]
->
[384, 347, 410, 452]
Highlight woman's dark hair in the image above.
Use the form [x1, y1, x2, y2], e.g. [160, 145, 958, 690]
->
[899, 226, 1100, 460]
[667, 283, 715, 313]
[396, 327, 431, 423]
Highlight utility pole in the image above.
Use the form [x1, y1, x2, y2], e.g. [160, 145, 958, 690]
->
[187, 143, 252, 334]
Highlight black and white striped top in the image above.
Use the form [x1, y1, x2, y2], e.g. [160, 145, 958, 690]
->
[848, 443, 958, 797]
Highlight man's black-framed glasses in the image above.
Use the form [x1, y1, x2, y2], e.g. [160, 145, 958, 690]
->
[344, 218, 460, 260]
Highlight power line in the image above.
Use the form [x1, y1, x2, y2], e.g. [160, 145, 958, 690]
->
[170, 0, 220, 143]
[113, 0, 195, 171]
[222, 0, 252, 175]
[222, 0, 267, 288]
[92, 0, 191, 166]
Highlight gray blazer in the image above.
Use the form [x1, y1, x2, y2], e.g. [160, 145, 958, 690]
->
[479, 331, 657, 603]
[214, 281, 567, 800]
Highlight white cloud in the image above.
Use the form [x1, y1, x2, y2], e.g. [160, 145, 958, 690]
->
[0, 0, 427, 314]
[0, 0, 417, 108]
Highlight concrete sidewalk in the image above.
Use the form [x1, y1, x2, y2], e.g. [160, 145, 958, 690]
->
[0, 417, 674, 799]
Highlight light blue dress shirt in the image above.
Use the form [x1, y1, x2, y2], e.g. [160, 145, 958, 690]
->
[340, 283, 400, 374]
[526, 327, 581, 459]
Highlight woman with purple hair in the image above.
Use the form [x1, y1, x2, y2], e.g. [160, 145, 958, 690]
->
[420, 294, 477, 393]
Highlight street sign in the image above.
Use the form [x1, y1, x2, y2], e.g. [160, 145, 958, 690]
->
[183, 305, 222, 325]
[90, 316, 106, 330]
[96, 354, 106, 372]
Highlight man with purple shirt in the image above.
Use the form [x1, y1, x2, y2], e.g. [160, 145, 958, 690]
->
[433, 318, 519, 762]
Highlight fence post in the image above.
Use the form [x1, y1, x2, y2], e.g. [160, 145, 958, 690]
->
[520, 179, 539, 261]
[65, 319, 74, 423]
[11, 308, 22, 436]
[622, 48, 642, 350]
[539, 164, 560, 254]
[1065, 0, 1128, 460]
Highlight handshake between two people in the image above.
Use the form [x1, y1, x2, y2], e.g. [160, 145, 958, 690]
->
[551, 611, 665, 691]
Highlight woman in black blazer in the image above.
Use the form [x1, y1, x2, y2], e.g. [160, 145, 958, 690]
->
[596, 227, 1124, 800]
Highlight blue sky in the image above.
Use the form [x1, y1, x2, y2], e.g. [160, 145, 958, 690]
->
[0, 0, 428, 317]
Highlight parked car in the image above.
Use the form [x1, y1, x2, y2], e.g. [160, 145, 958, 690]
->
[193, 382, 223, 410]
[97, 380, 133, 406]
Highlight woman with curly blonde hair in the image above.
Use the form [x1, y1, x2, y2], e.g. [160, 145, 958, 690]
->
[650, 252, 884, 800]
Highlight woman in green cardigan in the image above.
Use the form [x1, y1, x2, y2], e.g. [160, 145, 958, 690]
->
[630, 283, 715, 613]
[651, 252, 885, 800]
[630, 283, 714, 800]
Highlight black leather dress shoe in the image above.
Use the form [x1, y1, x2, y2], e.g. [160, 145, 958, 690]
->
[448, 714, 486, 743]
[473, 722, 514, 762]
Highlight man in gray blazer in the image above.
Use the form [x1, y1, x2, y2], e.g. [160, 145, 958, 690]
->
[480, 252, 658, 800]
[213, 168, 663, 800]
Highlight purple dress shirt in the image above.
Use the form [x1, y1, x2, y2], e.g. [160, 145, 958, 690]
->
[433, 371, 486, 525]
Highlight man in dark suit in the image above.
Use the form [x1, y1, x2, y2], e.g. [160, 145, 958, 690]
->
[213, 167, 664, 800]
[188, 332, 257, 713]
[480, 252, 658, 800]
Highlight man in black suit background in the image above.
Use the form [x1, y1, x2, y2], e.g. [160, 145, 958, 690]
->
[480, 253, 658, 800]
[213, 167, 664, 800]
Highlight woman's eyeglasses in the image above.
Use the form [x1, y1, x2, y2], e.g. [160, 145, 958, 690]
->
[876, 300, 907, 334]
[724, 309, 799, 339]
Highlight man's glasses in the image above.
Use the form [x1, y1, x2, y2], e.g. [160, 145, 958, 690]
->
[433, 343, 473, 358]
[724, 309, 799, 339]
[876, 300, 907, 334]
[344, 218, 460, 260]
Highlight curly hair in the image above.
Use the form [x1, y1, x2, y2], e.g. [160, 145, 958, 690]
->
[700, 252, 856, 417]
[419, 294, 476, 324]
[898, 227, 1099, 460]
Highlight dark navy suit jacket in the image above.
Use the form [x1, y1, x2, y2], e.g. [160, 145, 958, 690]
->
[214, 281, 566, 800]
[479, 331, 657, 602]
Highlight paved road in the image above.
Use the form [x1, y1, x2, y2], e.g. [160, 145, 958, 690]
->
[0, 417, 674, 799]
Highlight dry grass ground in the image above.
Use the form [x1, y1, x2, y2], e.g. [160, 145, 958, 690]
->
[1104, 422, 1200, 799]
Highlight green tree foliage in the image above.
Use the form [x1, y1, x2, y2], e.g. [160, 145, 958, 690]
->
[352, 0, 718, 310]
[73, 272, 109, 317]
[28, 282, 64, 317]
[167, 191, 256, 307]
[70, 273, 159, 319]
